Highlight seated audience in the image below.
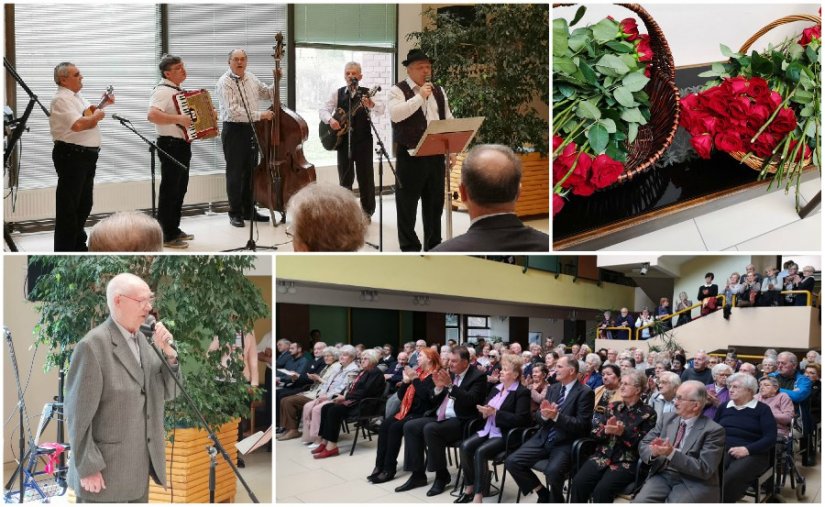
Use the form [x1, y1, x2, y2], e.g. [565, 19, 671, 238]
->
[544, 352, 559, 383]
[604, 348, 619, 366]
[528, 362, 550, 415]
[395, 347, 488, 496]
[633, 349, 647, 372]
[277, 346, 339, 441]
[738, 361, 758, 377]
[504, 355, 594, 503]
[781, 263, 800, 305]
[804, 363, 821, 430]
[789, 265, 816, 306]
[312, 350, 386, 458]
[670, 354, 686, 377]
[737, 272, 762, 307]
[761, 356, 778, 376]
[485, 350, 502, 384]
[594, 364, 623, 427]
[583, 353, 603, 390]
[702, 363, 733, 419]
[369, 348, 441, 484]
[598, 310, 615, 339]
[571, 370, 656, 503]
[697, 272, 719, 316]
[713, 373, 777, 503]
[633, 381, 725, 503]
[287, 183, 368, 252]
[760, 266, 782, 306]
[674, 291, 693, 326]
[619, 357, 636, 376]
[724, 352, 741, 372]
[755, 376, 794, 438]
[648, 371, 680, 419]
[801, 349, 820, 370]
[276, 342, 310, 385]
[456, 355, 531, 503]
[655, 297, 673, 331]
[88, 211, 164, 251]
[303, 346, 360, 445]
[430, 144, 549, 252]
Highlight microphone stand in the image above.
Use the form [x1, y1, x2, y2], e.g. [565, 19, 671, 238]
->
[143, 333, 259, 503]
[224, 75, 278, 252]
[113, 117, 186, 218]
[365, 107, 399, 252]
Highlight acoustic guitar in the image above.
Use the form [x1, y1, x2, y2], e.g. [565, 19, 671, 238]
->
[318, 85, 380, 151]
[83, 86, 115, 116]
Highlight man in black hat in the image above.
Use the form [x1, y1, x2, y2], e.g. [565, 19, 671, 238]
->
[388, 49, 453, 252]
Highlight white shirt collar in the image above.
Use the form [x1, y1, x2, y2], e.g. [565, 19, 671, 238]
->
[726, 398, 759, 410]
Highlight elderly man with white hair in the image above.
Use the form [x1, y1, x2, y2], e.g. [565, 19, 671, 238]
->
[648, 371, 680, 420]
[65, 273, 181, 502]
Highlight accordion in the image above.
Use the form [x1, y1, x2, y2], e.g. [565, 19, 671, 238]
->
[173, 89, 219, 142]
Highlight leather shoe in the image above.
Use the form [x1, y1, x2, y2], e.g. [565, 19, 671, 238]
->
[311, 444, 327, 454]
[367, 467, 382, 482]
[454, 492, 473, 503]
[248, 211, 270, 222]
[371, 470, 396, 484]
[426, 478, 448, 497]
[394, 475, 428, 493]
[313, 447, 339, 459]
[229, 216, 244, 228]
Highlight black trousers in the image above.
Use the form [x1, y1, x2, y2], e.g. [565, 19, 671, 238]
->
[337, 137, 375, 215]
[221, 122, 258, 219]
[395, 149, 445, 252]
[375, 415, 412, 472]
[262, 367, 272, 428]
[52, 142, 98, 252]
[722, 452, 770, 503]
[402, 416, 464, 475]
[504, 436, 572, 503]
[459, 433, 505, 494]
[156, 136, 192, 241]
[319, 402, 355, 443]
[570, 458, 636, 503]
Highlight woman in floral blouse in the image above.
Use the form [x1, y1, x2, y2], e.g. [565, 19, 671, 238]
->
[569, 369, 657, 503]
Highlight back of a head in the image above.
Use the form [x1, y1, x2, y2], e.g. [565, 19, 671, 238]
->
[287, 183, 367, 251]
[461, 144, 521, 206]
[89, 211, 164, 252]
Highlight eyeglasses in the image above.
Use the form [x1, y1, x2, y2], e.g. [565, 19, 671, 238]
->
[120, 294, 155, 307]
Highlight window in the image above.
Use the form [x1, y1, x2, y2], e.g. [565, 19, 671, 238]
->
[293, 4, 396, 168]
[445, 313, 459, 342]
[466, 315, 490, 342]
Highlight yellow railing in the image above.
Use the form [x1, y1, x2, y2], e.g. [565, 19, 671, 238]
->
[731, 290, 812, 307]
[634, 295, 727, 340]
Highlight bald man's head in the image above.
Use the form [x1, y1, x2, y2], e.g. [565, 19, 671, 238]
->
[460, 144, 521, 212]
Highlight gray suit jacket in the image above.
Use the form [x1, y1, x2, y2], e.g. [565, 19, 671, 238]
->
[637, 412, 725, 503]
[65, 317, 181, 501]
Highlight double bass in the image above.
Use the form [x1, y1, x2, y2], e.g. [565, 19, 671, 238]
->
[253, 32, 316, 223]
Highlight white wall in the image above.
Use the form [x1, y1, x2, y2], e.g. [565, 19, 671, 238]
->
[672, 255, 751, 319]
[489, 316, 510, 342]
[529, 317, 565, 343]
[554, 4, 820, 67]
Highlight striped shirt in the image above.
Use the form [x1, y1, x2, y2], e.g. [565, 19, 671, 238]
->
[215, 69, 272, 123]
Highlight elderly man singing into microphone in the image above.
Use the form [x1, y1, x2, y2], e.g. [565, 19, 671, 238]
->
[65, 273, 181, 503]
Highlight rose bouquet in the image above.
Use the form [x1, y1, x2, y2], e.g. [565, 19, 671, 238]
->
[552, 7, 656, 216]
[681, 12, 821, 207]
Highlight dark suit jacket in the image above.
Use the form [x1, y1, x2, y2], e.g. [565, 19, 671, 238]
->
[65, 317, 181, 501]
[485, 383, 532, 434]
[430, 214, 549, 252]
[639, 412, 725, 503]
[290, 356, 326, 389]
[429, 366, 488, 420]
[530, 381, 594, 446]
[343, 367, 386, 404]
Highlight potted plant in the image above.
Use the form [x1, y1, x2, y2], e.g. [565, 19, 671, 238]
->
[30, 255, 270, 503]
[408, 4, 549, 217]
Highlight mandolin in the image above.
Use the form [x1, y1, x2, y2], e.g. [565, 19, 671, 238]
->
[83, 85, 115, 116]
[318, 85, 380, 151]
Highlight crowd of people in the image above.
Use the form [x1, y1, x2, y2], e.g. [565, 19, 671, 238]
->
[275, 334, 820, 503]
[598, 261, 818, 340]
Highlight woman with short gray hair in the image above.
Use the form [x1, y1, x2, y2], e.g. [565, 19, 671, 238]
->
[702, 363, 733, 419]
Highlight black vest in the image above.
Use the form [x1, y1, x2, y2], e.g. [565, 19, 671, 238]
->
[337, 86, 371, 146]
[391, 80, 446, 149]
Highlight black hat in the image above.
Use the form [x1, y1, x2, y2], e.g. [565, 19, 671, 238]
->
[402, 49, 434, 67]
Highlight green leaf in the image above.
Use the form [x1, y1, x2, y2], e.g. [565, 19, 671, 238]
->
[568, 29, 589, 52]
[569, 5, 587, 26]
[553, 18, 570, 57]
[592, 18, 619, 43]
[594, 54, 630, 77]
[800, 105, 815, 118]
[576, 100, 602, 120]
[622, 71, 649, 92]
[628, 122, 639, 144]
[553, 55, 578, 75]
[805, 122, 817, 137]
[587, 123, 609, 154]
[792, 89, 814, 104]
[605, 140, 626, 162]
[578, 60, 597, 86]
[605, 40, 634, 54]
[719, 44, 741, 58]
[785, 61, 803, 83]
[620, 107, 646, 123]
[557, 83, 577, 99]
[598, 118, 617, 133]
[613, 86, 637, 107]
[788, 43, 804, 61]
[751, 51, 773, 75]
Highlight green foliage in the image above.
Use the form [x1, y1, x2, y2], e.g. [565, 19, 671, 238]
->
[408, 4, 549, 155]
[30, 255, 269, 431]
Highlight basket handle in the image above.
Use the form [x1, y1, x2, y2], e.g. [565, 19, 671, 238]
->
[739, 14, 820, 53]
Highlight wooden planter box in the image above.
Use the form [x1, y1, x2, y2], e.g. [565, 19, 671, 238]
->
[149, 419, 239, 503]
[450, 152, 549, 218]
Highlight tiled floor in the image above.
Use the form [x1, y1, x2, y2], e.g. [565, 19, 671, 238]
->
[7, 195, 549, 253]
[603, 177, 821, 251]
[275, 425, 820, 503]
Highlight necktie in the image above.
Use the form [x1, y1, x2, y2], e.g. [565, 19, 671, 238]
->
[437, 375, 460, 421]
[673, 420, 687, 449]
[545, 386, 567, 445]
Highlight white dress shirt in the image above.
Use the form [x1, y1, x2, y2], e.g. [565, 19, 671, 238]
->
[49, 86, 101, 147]
[215, 70, 272, 123]
[148, 78, 186, 139]
[388, 77, 453, 124]
[319, 86, 385, 124]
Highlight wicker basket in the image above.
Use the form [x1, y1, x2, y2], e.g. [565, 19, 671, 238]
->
[553, 3, 680, 186]
[728, 14, 819, 174]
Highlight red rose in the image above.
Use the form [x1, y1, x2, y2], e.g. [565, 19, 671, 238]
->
[788, 139, 813, 162]
[553, 134, 564, 152]
[619, 18, 639, 41]
[590, 154, 625, 189]
[727, 96, 751, 121]
[699, 86, 730, 117]
[552, 193, 565, 216]
[723, 76, 748, 95]
[769, 108, 797, 136]
[768, 91, 782, 108]
[635, 34, 652, 62]
[555, 140, 578, 170]
[752, 132, 777, 158]
[799, 25, 821, 46]
[563, 152, 593, 189]
[748, 103, 771, 127]
[747, 77, 770, 101]
[714, 131, 744, 153]
[571, 180, 596, 196]
[691, 133, 714, 159]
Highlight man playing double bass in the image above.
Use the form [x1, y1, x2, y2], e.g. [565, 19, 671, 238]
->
[215, 49, 274, 228]
[319, 62, 384, 218]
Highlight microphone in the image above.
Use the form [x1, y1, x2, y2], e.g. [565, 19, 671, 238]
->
[112, 113, 131, 123]
[140, 315, 176, 351]
[349, 77, 359, 85]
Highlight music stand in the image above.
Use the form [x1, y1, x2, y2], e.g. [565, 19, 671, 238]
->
[412, 117, 484, 239]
